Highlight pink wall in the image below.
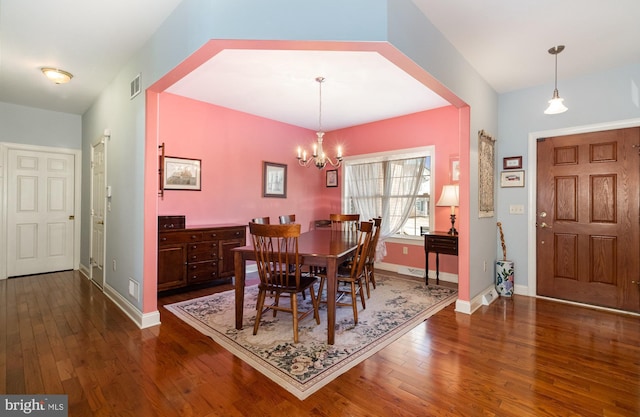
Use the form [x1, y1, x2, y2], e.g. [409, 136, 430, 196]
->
[144, 95, 460, 312]
[157, 93, 333, 231]
[328, 106, 460, 275]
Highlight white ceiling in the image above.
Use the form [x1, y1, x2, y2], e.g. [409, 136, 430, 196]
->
[1, 0, 639, 129]
[165, 49, 449, 131]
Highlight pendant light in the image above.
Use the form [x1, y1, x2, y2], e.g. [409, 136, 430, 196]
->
[544, 45, 568, 114]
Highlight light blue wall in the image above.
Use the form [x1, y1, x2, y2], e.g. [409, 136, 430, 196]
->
[497, 62, 640, 293]
[0, 102, 81, 149]
[81, 0, 499, 314]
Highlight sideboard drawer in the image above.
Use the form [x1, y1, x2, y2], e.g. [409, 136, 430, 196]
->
[203, 228, 245, 241]
[159, 231, 203, 245]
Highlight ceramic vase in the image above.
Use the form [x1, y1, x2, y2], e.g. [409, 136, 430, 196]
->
[495, 260, 514, 297]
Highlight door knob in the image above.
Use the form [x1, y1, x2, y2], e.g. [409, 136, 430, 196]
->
[539, 211, 547, 218]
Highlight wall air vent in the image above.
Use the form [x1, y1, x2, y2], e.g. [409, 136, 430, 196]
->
[130, 73, 141, 100]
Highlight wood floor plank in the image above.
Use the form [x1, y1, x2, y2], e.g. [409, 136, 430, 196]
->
[2, 271, 638, 416]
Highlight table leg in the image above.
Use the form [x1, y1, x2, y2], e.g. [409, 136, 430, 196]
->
[425, 250, 430, 285]
[435, 252, 440, 285]
[234, 251, 246, 330]
[326, 258, 337, 345]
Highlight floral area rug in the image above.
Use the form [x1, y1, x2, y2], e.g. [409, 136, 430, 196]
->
[165, 273, 457, 400]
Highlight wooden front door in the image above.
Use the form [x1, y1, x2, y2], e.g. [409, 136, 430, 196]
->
[536, 127, 640, 312]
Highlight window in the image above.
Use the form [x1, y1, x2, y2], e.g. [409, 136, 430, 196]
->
[343, 147, 433, 238]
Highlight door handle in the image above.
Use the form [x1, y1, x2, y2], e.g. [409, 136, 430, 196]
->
[69, 215, 75, 220]
[97, 221, 104, 225]
[537, 222, 551, 229]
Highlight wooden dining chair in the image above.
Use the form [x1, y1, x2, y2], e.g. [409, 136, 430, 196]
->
[249, 222, 320, 343]
[316, 220, 373, 325]
[363, 217, 382, 298]
[278, 214, 295, 224]
[251, 217, 270, 224]
[329, 213, 360, 232]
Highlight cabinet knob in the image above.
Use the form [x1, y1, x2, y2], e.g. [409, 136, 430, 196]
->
[191, 235, 198, 239]
[161, 237, 167, 241]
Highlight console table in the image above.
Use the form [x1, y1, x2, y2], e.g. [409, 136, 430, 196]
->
[424, 231, 458, 285]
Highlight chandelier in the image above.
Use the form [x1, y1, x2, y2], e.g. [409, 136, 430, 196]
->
[297, 77, 343, 169]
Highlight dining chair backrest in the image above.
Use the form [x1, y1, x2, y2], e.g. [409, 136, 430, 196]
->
[251, 217, 270, 225]
[249, 222, 301, 288]
[368, 217, 382, 261]
[278, 214, 296, 224]
[329, 213, 360, 232]
[314, 219, 331, 229]
[348, 221, 374, 278]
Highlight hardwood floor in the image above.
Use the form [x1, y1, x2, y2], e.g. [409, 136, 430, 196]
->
[1, 270, 638, 416]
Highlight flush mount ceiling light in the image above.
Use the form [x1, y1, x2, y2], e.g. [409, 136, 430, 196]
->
[544, 45, 568, 115]
[41, 67, 73, 84]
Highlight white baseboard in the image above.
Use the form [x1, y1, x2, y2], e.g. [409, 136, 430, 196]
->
[455, 283, 498, 314]
[104, 283, 161, 329]
[78, 263, 90, 279]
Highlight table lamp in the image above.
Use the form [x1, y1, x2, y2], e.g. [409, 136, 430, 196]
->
[436, 184, 459, 235]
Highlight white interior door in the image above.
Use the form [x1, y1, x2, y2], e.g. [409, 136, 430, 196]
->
[91, 140, 106, 288]
[7, 149, 75, 276]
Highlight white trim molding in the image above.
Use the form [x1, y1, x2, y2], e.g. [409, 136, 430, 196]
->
[104, 283, 161, 329]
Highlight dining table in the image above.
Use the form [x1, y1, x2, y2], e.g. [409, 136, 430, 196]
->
[232, 228, 359, 345]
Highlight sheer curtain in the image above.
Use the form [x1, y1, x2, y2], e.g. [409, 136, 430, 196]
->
[345, 157, 425, 259]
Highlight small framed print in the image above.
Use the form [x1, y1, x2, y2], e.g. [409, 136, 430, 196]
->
[163, 156, 201, 191]
[450, 155, 460, 182]
[500, 170, 525, 187]
[503, 156, 522, 170]
[326, 169, 338, 187]
[262, 161, 287, 198]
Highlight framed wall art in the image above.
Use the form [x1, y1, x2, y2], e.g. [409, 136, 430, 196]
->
[500, 170, 525, 187]
[263, 161, 287, 198]
[326, 169, 338, 187]
[450, 155, 460, 183]
[163, 156, 201, 191]
[478, 130, 495, 218]
[503, 156, 522, 170]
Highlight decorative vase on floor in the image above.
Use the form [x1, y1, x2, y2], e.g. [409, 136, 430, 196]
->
[495, 260, 514, 297]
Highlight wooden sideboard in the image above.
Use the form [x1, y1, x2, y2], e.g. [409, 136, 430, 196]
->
[158, 221, 246, 292]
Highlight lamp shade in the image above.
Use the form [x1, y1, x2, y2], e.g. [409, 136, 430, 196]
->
[436, 184, 459, 207]
[544, 94, 568, 115]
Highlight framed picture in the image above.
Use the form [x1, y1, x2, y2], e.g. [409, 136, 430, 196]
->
[263, 161, 287, 198]
[326, 169, 338, 187]
[163, 156, 201, 191]
[450, 155, 460, 183]
[500, 170, 525, 187]
[503, 156, 523, 170]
